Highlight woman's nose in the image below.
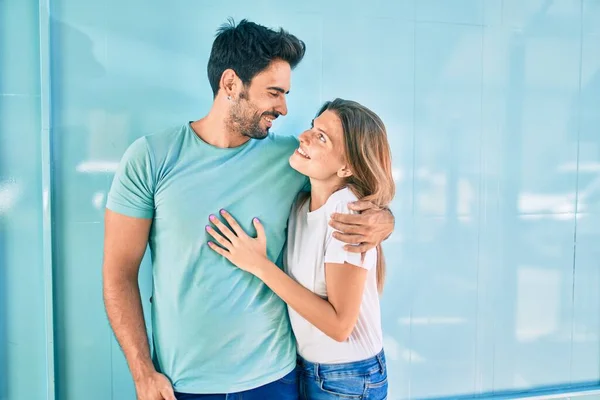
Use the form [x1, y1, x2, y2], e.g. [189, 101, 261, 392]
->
[299, 132, 309, 145]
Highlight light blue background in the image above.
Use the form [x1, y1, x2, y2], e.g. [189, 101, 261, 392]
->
[1, 1, 599, 399]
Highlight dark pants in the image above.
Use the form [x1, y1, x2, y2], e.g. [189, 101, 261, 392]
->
[175, 369, 298, 400]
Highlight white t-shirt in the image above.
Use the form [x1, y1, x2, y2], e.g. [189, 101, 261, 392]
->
[284, 187, 383, 364]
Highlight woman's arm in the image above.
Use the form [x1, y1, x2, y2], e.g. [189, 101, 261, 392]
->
[205, 210, 367, 342]
[254, 260, 367, 342]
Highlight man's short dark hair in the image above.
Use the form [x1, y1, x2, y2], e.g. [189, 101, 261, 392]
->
[207, 18, 306, 97]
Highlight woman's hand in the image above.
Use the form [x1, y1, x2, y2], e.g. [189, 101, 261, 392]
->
[206, 210, 269, 275]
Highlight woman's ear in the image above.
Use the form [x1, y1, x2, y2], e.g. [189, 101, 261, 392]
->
[337, 165, 353, 178]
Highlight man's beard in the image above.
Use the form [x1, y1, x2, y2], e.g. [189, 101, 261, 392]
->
[228, 92, 276, 140]
[236, 111, 267, 140]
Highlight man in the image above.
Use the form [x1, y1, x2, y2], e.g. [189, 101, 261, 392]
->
[102, 19, 394, 400]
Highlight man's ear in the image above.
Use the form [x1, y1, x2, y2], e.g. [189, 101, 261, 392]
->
[220, 69, 241, 99]
[336, 165, 353, 178]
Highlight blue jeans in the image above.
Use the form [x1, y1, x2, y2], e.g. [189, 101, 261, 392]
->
[174, 368, 298, 399]
[297, 350, 388, 400]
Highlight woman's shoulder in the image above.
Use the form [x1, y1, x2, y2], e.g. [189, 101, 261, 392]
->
[323, 188, 378, 270]
[325, 187, 359, 216]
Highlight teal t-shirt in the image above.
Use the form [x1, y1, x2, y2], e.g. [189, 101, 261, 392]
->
[106, 123, 308, 393]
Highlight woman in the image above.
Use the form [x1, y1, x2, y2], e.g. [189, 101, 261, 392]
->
[206, 98, 395, 399]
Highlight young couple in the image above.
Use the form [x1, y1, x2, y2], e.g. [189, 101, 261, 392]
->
[103, 18, 395, 400]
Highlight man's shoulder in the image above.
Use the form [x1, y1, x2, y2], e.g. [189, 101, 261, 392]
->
[123, 123, 189, 168]
[142, 123, 188, 149]
[261, 132, 299, 151]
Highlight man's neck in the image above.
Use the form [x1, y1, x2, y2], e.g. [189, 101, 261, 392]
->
[190, 106, 249, 149]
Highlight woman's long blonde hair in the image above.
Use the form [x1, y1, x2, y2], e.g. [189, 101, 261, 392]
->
[317, 98, 395, 293]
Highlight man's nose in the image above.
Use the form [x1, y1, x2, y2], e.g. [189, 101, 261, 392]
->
[275, 97, 288, 116]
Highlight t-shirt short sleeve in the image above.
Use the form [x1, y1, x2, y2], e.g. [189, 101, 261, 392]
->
[323, 201, 377, 270]
[106, 137, 155, 219]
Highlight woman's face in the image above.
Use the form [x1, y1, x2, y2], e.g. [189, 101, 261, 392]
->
[289, 110, 349, 181]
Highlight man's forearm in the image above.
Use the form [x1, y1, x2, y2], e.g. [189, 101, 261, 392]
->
[103, 275, 154, 381]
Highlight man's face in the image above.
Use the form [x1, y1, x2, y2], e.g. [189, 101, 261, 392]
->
[228, 60, 291, 139]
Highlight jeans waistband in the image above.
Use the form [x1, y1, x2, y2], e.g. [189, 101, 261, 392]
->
[297, 349, 386, 378]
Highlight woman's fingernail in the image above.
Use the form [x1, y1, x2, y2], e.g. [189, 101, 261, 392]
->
[220, 209, 226, 215]
[254, 218, 259, 223]
[205, 225, 211, 231]
[209, 215, 216, 221]
[207, 241, 213, 247]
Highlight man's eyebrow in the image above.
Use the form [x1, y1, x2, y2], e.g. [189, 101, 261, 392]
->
[268, 86, 289, 94]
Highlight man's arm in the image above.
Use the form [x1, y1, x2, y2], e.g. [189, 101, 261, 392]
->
[328, 202, 395, 253]
[102, 209, 175, 400]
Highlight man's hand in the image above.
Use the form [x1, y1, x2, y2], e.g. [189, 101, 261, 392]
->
[135, 370, 176, 400]
[329, 201, 394, 253]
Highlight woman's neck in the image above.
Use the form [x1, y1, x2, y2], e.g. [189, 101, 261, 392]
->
[309, 178, 346, 212]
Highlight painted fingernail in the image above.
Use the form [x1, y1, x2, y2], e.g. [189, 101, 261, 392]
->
[205, 225, 211, 231]
[207, 241, 213, 247]
[220, 209, 226, 215]
[209, 215, 216, 221]
[254, 218, 259, 223]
